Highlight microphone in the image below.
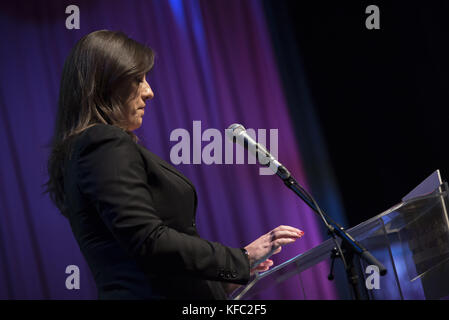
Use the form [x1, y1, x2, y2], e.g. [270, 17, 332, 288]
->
[227, 125, 388, 288]
[226, 123, 291, 180]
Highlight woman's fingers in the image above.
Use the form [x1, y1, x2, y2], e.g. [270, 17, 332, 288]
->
[270, 237, 297, 254]
[270, 225, 304, 238]
[268, 227, 304, 253]
[257, 259, 273, 267]
[272, 246, 282, 254]
[269, 230, 304, 241]
[245, 225, 305, 268]
[251, 259, 274, 274]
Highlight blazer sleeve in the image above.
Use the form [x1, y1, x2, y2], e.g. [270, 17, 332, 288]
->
[76, 126, 250, 284]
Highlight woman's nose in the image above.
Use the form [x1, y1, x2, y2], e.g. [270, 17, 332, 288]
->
[142, 82, 154, 101]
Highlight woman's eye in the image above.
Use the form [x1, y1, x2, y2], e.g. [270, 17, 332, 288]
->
[136, 75, 146, 83]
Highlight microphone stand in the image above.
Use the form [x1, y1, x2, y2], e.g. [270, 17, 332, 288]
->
[228, 124, 387, 299]
[273, 165, 387, 300]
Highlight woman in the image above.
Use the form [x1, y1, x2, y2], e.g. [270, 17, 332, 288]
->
[44, 30, 304, 299]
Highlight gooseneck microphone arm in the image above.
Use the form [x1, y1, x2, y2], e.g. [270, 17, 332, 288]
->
[282, 172, 387, 274]
[228, 124, 387, 300]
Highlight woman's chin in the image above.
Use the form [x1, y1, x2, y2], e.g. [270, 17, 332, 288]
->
[128, 120, 142, 131]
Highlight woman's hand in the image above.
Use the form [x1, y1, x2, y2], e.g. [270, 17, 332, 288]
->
[222, 258, 276, 296]
[244, 225, 304, 269]
[250, 258, 274, 274]
[223, 225, 304, 297]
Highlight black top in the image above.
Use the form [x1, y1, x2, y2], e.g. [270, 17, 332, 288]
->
[63, 124, 250, 299]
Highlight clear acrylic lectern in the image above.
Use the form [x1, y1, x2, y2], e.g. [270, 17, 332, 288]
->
[233, 180, 449, 300]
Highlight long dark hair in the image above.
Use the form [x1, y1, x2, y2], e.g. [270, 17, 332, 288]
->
[43, 30, 155, 216]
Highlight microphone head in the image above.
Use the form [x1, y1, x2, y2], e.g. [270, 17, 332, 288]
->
[226, 123, 246, 140]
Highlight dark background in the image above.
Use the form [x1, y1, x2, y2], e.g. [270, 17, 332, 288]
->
[265, 0, 449, 227]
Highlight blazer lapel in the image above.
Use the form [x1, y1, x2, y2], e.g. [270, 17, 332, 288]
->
[136, 144, 197, 192]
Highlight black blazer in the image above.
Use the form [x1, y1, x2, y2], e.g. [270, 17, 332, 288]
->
[63, 124, 250, 299]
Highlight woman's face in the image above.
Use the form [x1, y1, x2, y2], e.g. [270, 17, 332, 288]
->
[125, 74, 154, 131]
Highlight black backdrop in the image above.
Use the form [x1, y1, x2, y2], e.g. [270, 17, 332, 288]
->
[265, 0, 449, 227]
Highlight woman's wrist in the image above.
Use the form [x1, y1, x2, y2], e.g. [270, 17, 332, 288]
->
[241, 247, 252, 268]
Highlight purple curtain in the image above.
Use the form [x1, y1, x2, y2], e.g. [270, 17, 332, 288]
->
[0, 0, 337, 299]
